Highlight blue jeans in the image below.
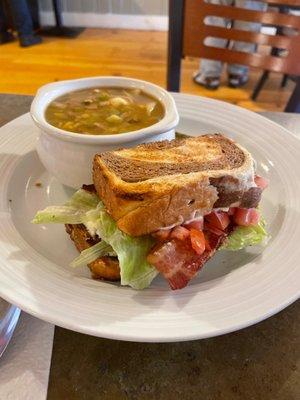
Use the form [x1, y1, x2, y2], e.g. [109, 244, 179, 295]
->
[0, 0, 34, 37]
[0, 1, 8, 33]
[199, 0, 267, 77]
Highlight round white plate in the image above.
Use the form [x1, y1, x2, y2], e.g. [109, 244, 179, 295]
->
[0, 94, 299, 342]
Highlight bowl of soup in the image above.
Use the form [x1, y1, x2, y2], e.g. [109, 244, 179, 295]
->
[30, 76, 179, 188]
[46, 87, 166, 135]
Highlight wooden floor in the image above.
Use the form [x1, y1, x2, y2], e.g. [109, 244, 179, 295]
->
[0, 28, 294, 111]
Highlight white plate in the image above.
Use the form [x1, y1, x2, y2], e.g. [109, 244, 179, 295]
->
[0, 94, 299, 342]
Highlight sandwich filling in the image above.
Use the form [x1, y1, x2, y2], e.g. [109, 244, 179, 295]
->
[33, 176, 268, 290]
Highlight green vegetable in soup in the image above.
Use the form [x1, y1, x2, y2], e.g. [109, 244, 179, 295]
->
[45, 87, 165, 135]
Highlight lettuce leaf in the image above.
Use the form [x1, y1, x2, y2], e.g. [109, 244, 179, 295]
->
[32, 189, 158, 289]
[222, 216, 268, 251]
[32, 206, 88, 224]
[32, 189, 100, 224]
[94, 209, 158, 289]
[66, 188, 99, 210]
[70, 241, 115, 268]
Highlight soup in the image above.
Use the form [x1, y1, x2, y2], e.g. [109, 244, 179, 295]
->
[45, 87, 165, 135]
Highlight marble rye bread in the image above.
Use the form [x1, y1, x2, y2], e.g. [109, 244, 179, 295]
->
[92, 134, 262, 236]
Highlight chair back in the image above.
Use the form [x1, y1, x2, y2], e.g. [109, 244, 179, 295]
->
[183, 0, 300, 75]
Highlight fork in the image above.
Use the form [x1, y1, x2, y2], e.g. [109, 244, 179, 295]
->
[0, 300, 21, 358]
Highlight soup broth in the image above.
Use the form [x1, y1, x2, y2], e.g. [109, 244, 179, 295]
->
[45, 87, 165, 135]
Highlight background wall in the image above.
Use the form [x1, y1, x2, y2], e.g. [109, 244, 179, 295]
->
[38, 0, 169, 30]
[39, 0, 168, 15]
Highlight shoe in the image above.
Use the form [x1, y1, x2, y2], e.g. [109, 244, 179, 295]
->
[228, 74, 248, 88]
[19, 34, 42, 47]
[193, 72, 220, 90]
[0, 31, 15, 44]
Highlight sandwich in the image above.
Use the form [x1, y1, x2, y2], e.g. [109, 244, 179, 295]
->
[33, 134, 268, 290]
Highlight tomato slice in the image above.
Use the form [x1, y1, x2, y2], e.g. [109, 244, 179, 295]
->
[233, 208, 260, 226]
[170, 226, 190, 241]
[183, 218, 204, 231]
[190, 229, 206, 255]
[205, 211, 230, 231]
[255, 175, 269, 190]
[205, 224, 224, 236]
[204, 237, 211, 251]
[228, 207, 236, 216]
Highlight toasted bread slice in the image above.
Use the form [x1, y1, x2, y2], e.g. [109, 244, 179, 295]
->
[65, 224, 120, 281]
[93, 134, 261, 236]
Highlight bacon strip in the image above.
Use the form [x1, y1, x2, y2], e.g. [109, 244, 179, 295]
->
[147, 231, 227, 290]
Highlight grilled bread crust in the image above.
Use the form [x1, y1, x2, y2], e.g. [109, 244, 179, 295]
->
[65, 224, 120, 281]
[93, 134, 261, 236]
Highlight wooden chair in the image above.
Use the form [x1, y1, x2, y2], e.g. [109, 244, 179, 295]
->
[167, 0, 300, 112]
[252, 2, 300, 101]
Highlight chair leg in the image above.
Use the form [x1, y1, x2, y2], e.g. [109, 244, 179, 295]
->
[281, 74, 289, 88]
[251, 71, 269, 101]
[285, 77, 300, 113]
[52, 0, 63, 27]
[167, 0, 184, 92]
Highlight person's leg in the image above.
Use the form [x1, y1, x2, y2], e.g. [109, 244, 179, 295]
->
[9, 0, 42, 47]
[194, 0, 232, 89]
[228, 0, 267, 87]
[0, 0, 8, 33]
[0, 0, 15, 44]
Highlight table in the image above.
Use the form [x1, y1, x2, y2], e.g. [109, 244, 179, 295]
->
[0, 94, 299, 400]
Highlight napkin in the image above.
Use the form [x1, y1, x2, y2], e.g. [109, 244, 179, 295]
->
[0, 312, 54, 400]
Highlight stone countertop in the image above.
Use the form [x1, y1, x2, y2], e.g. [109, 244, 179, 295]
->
[48, 302, 299, 400]
[0, 93, 299, 400]
[0, 93, 33, 126]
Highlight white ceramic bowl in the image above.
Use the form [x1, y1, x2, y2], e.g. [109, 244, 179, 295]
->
[30, 76, 179, 188]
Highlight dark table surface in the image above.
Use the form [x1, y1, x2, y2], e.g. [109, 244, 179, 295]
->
[0, 93, 299, 400]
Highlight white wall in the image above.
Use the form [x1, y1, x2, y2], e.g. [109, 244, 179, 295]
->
[38, 0, 169, 30]
[39, 0, 168, 14]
